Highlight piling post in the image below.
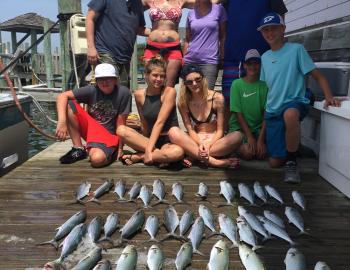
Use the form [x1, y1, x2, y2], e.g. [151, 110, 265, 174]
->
[30, 29, 38, 85]
[43, 18, 54, 88]
[11, 31, 17, 53]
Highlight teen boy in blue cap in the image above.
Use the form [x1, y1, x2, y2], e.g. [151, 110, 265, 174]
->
[258, 12, 341, 183]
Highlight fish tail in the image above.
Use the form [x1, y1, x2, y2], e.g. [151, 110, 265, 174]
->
[193, 249, 206, 257]
[252, 245, 264, 251]
[37, 239, 58, 250]
[87, 198, 101, 204]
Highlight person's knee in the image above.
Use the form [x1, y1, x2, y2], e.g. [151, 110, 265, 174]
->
[116, 125, 127, 138]
[283, 109, 299, 124]
[268, 157, 284, 168]
[171, 145, 184, 159]
[89, 150, 108, 168]
[168, 127, 181, 143]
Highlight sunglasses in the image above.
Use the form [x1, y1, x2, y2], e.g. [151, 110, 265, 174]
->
[184, 77, 203, 86]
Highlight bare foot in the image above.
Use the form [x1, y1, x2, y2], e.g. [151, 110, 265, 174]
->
[120, 153, 143, 165]
[182, 156, 193, 168]
[209, 157, 240, 169]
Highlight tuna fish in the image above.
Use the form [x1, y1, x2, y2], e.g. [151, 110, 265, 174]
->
[238, 206, 269, 241]
[284, 248, 307, 270]
[238, 243, 266, 270]
[138, 185, 152, 208]
[144, 215, 159, 242]
[236, 216, 261, 250]
[114, 179, 126, 201]
[188, 217, 205, 256]
[147, 245, 164, 270]
[175, 242, 193, 270]
[99, 213, 119, 242]
[264, 185, 284, 204]
[198, 204, 217, 233]
[207, 240, 229, 270]
[120, 209, 145, 240]
[253, 181, 268, 204]
[172, 182, 186, 204]
[179, 210, 194, 237]
[285, 206, 309, 235]
[71, 181, 91, 205]
[72, 247, 102, 270]
[263, 210, 285, 229]
[314, 261, 331, 270]
[127, 181, 142, 203]
[195, 182, 209, 200]
[218, 180, 235, 207]
[152, 179, 168, 206]
[115, 245, 138, 270]
[238, 183, 255, 205]
[88, 216, 103, 243]
[58, 223, 86, 262]
[218, 214, 238, 248]
[292, 190, 306, 211]
[163, 205, 180, 239]
[92, 260, 112, 270]
[38, 210, 87, 249]
[88, 179, 114, 204]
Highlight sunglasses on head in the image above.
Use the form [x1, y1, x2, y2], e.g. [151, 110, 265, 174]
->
[184, 77, 203, 86]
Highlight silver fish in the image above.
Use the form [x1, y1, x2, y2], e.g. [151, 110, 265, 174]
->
[219, 180, 235, 206]
[114, 179, 126, 201]
[263, 210, 285, 229]
[218, 214, 238, 248]
[285, 206, 309, 235]
[314, 261, 331, 270]
[179, 210, 194, 237]
[188, 217, 205, 256]
[238, 206, 269, 240]
[92, 260, 112, 270]
[292, 190, 306, 211]
[73, 181, 91, 204]
[127, 181, 142, 202]
[284, 248, 307, 270]
[58, 223, 86, 262]
[238, 183, 255, 205]
[207, 240, 229, 270]
[38, 210, 87, 249]
[175, 242, 193, 270]
[163, 205, 180, 237]
[145, 215, 159, 242]
[88, 179, 114, 204]
[100, 213, 119, 242]
[138, 185, 152, 208]
[198, 204, 217, 233]
[153, 179, 168, 206]
[264, 185, 284, 204]
[236, 216, 261, 250]
[239, 243, 266, 270]
[120, 209, 145, 239]
[172, 182, 186, 204]
[116, 245, 138, 270]
[195, 182, 209, 199]
[88, 216, 103, 243]
[147, 244, 164, 270]
[72, 247, 102, 270]
[253, 181, 268, 204]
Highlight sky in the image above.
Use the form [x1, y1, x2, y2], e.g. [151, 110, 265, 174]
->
[0, 0, 188, 53]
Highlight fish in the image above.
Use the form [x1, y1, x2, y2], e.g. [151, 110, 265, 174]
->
[92, 260, 112, 270]
[218, 213, 238, 248]
[58, 223, 86, 263]
[238, 206, 269, 241]
[72, 247, 102, 270]
[88, 216, 103, 243]
[195, 182, 209, 200]
[238, 243, 266, 270]
[218, 180, 235, 207]
[152, 179, 169, 206]
[147, 244, 165, 270]
[257, 216, 296, 245]
[207, 240, 229, 270]
[179, 210, 195, 237]
[175, 242, 193, 270]
[70, 181, 91, 205]
[114, 179, 126, 201]
[292, 190, 306, 211]
[263, 210, 285, 229]
[236, 216, 261, 250]
[264, 185, 284, 204]
[144, 215, 159, 242]
[314, 261, 331, 270]
[99, 213, 119, 242]
[163, 205, 180, 239]
[172, 182, 186, 204]
[188, 217, 205, 256]
[253, 181, 268, 204]
[285, 206, 309, 235]
[138, 185, 152, 208]
[38, 210, 87, 249]
[120, 209, 145, 240]
[127, 181, 142, 203]
[115, 245, 138, 270]
[198, 204, 217, 233]
[284, 248, 307, 270]
[88, 179, 114, 204]
[238, 183, 255, 205]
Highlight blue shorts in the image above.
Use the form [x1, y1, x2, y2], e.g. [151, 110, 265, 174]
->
[265, 101, 309, 158]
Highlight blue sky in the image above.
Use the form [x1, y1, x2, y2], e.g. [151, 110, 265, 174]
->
[0, 0, 188, 53]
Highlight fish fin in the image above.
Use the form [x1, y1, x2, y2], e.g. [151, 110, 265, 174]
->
[216, 202, 235, 208]
[193, 249, 206, 257]
[37, 239, 58, 250]
[119, 199, 136, 204]
[252, 245, 264, 251]
[173, 200, 189, 206]
[87, 198, 101, 204]
[98, 236, 113, 244]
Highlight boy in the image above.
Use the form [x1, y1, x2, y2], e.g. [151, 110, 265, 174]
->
[229, 49, 268, 160]
[258, 12, 341, 183]
[55, 63, 131, 167]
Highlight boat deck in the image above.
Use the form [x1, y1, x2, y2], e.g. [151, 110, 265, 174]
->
[1, 141, 350, 269]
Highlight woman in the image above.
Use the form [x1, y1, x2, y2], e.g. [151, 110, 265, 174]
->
[183, 0, 227, 90]
[169, 65, 242, 168]
[117, 57, 184, 166]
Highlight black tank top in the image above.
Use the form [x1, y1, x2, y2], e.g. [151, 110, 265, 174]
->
[142, 93, 179, 133]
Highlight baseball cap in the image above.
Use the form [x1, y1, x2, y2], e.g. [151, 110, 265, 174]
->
[257, 12, 285, 31]
[181, 64, 203, 79]
[95, 63, 119, 78]
[244, 49, 261, 62]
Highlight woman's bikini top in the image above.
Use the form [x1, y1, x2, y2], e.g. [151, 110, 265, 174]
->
[149, 0, 182, 23]
[188, 92, 217, 127]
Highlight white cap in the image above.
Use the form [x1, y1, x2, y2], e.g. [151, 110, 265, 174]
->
[95, 63, 118, 78]
[244, 49, 261, 62]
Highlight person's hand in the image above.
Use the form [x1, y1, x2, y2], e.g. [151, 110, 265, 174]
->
[55, 121, 69, 141]
[247, 136, 257, 155]
[143, 149, 153, 165]
[87, 47, 100, 65]
[198, 143, 209, 163]
[256, 139, 267, 159]
[324, 96, 343, 108]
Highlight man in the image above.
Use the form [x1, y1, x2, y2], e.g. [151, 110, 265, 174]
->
[56, 63, 131, 167]
[86, 0, 149, 87]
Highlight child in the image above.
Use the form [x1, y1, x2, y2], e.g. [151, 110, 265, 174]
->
[55, 63, 131, 167]
[229, 49, 268, 160]
[257, 12, 341, 183]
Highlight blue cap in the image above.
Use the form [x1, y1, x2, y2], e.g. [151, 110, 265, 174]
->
[257, 12, 285, 31]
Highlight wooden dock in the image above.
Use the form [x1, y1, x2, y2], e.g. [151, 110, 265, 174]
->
[1, 141, 350, 269]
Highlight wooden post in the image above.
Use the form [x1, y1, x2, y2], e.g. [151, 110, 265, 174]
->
[130, 44, 138, 91]
[43, 18, 54, 88]
[31, 29, 38, 85]
[11, 31, 17, 53]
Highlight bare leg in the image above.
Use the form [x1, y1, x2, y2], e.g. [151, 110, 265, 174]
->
[67, 106, 83, 147]
[210, 131, 242, 157]
[89, 148, 110, 168]
[238, 144, 254, 160]
[152, 144, 184, 164]
[269, 157, 286, 168]
[117, 125, 149, 152]
[168, 127, 200, 160]
[284, 108, 300, 152]
[166, 60, 182, 87]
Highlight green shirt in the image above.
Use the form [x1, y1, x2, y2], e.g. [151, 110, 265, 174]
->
[229, 78, 268, 133]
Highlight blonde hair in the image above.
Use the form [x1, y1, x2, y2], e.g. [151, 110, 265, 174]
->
[145, 55, 166, 74]
[178, 75, 209, 107]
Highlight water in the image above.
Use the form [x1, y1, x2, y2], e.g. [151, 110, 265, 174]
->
[28, 102, 57, 158]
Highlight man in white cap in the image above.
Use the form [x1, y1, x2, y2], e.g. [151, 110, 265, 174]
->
[55, 63, 131, 167]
